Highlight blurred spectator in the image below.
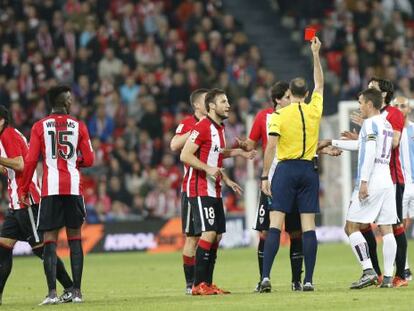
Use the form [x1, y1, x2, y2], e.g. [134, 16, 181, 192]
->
[88, 103, 115, 143]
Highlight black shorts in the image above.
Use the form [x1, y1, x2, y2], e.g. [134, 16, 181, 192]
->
[271, 160, 320, 214]
[253, 191, 302, 233]
[0, 205, 42, 247]
[181, 192, 199, 237]
[38, 195, 86, 231]
[189, 196, 226, 235]
[395, 183, 404, 224]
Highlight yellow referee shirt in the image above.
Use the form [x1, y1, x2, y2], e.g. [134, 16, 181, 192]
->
[268, 91, 323, 161]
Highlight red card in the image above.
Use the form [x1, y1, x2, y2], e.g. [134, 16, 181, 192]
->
[304, 27, 316, 41]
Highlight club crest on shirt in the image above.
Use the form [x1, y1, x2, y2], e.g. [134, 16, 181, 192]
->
[189, 130, 199, 142]
[208, 218, 215, 225]
[259, 217, 264, 224]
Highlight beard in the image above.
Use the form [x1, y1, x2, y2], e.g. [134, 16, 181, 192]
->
[216, 111, 229, 120]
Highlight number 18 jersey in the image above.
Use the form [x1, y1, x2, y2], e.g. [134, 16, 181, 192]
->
[20, 113, 94, 197]
[356, 115, 394, 190]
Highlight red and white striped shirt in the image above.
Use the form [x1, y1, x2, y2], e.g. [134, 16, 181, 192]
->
[175, 115, 199, 193]
[249, 108, 274, 151]
[20, 114, 94, 197]
[0, 127, 41, 209]
[186, 117, 226, 198]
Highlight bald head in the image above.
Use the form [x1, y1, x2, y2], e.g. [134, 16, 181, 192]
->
[393, 96, 410, 117]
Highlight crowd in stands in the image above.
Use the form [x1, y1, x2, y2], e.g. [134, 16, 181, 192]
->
[2, 0, 413, 223]
[276, 0, 414, 106]
[0, 0, 274, 223]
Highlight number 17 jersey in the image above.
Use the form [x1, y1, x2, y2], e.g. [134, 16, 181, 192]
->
[20, 113, 94, 197]
[356, 115, 394, 190]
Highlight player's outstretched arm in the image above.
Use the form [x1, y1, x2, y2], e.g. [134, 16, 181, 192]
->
[235, 137, 256, 151]
[221, 148, 256, 159]
[311, 37, 323, 95]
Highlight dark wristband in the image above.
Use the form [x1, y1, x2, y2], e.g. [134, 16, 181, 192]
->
[260, 176, 268, 181]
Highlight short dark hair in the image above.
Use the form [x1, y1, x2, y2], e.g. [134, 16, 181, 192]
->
[46, 85, 71, 110]
[190, 88, 209, 109]
[289, 77, 308, 98]
[368, 77, 394, 105]
[0, 105, 10, 127]
[360, 88, 383, 110]
[270, 81, 289, 106]
[205, 88, 226, 112]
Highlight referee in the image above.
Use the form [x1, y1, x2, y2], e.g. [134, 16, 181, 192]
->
[259, 37, 323, 292]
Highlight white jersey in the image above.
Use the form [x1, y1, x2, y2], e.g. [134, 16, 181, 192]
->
[399, 121, 414, 184]
[355, 115, 394, 190]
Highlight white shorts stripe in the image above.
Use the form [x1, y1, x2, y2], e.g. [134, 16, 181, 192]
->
[197, 196, 206, 231]
[185, 200, 191, 233]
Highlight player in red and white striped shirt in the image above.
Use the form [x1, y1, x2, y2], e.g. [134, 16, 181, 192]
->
[0, 106, 73, 305]
[19, 85, 94, 305]
[170, 88, 209, 294]
[180, 88, 247, 295]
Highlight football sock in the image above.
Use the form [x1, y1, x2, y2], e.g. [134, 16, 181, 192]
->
[194, 239, 211, 286]
[290, 236, 303, 283]
[68, 239, 83, 289]
[43, 241, 57, 292]
[382, 233, 397, 277]
[0, 244, 13, 294]
[361, 226, 382, 276]
[405, 254, 410, 270]
[257, 236, 265, 280]
[183, 255, 195, 287]
[32, 246, 73, 289]
[349, 231, 373, 271]
[303, 230, 317, 284]
[394, 226, 407, 279]
[206, 242, 219, 284]
[262, 228, 281, 279]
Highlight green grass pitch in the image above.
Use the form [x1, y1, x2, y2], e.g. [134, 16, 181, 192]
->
[1, 242, 413, 310]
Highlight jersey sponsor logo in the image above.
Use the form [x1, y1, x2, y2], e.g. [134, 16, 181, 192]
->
[189, 130, 199, 142]
[214, 145, 220, 152]
[176, 124, 184, 134]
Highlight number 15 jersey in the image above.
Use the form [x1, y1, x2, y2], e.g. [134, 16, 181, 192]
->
[20, 113, 94, 197]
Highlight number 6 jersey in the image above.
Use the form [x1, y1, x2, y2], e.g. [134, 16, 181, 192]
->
[19, 113, 94, 197]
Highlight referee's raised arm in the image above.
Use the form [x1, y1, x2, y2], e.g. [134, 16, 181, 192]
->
[311, 37, 323, 96]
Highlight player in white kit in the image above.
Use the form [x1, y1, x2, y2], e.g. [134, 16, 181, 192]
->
[320, 88, 398, 288]
[394, 96, 413, 280]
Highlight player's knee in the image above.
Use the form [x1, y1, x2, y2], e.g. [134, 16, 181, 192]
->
[201, 231, 216, 243]
[186, 236, 199, 249]
[0, 238, 16, 249]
